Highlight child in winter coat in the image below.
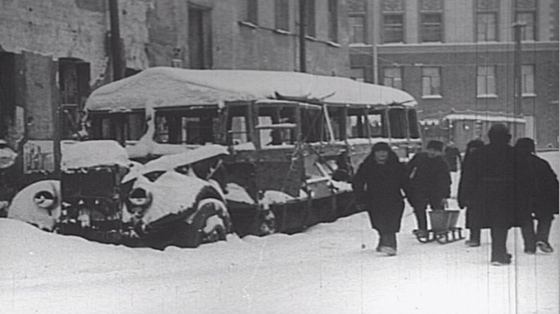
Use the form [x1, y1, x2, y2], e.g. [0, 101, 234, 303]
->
[407, 140, 451, 237]
[352, 142, 410, 256]
[458, 139, 485, 247]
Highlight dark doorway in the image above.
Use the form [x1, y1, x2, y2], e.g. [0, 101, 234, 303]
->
[58, 58, 90, 139]
[0, 52, 16, 139]
[188, 6, 212, 69]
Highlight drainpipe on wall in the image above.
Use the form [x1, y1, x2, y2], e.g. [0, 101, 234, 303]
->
[299, 0, 306, 73]
[109, 0, 123, 81]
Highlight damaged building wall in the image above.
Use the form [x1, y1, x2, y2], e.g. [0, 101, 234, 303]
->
[143, 0, 350, 76]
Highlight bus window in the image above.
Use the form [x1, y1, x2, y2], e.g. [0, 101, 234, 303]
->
[407, 109, 420, 139]
[155, 110, 216, 145]
[327, 108, 344, 141]
[90, 112, 144, 142]
[154, 116, 170, 143]
[125, 112, 144, 141]
[300, 108, 322, 143]
[346, 111, 365, 138]
[226, 105, 250, 145]
[100, 117, 114, 139]
[256, 106, 297, 147]
[230, 116, 248, 145]
[367, 111, 385, 138]
[388, 108, 407, 139]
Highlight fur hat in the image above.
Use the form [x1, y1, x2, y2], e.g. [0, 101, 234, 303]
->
[426, 140, 444, 151]
[488, 124, 511, 143]
[371, 142, 391, 152]
[515, 137, 535, 155]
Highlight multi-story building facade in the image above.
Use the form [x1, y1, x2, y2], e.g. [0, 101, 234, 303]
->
[0, 0, 351, 176]
[349, 0, 559, 149]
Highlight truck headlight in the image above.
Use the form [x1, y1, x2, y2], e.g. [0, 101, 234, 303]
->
[128, 187, 152, 208]
[33, 191, 56, 210]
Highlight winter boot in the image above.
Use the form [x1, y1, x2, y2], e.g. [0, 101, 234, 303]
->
[491, 253, 512, 266]
[537, 241, 554, 253]
[379, 246, 397, 256]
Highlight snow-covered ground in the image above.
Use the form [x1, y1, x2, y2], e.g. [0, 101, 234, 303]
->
[1, 152, 558, 314]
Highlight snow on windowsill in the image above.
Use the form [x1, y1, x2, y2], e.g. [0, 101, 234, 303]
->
[238, 21, 258, 29]
[421, 95, 443, 100]
[477, 94, 498, 99]
[273, 29, 291, 35]
[522, 93, 537, 98]
[326, 41, 341, 48]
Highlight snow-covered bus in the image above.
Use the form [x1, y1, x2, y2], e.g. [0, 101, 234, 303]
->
[10, 67, 421, 248]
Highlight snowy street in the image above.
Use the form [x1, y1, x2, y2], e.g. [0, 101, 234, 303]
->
[0, 152, 558, 314]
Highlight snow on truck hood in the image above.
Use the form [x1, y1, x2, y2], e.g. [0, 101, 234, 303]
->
[61, 140, 129, 171]
[85, 67, 417, 112]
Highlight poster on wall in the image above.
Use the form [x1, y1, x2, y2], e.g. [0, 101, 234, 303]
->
[23, 140, 54, 173]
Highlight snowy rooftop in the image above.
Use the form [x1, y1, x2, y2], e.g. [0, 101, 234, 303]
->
[85, 67, 417, 111]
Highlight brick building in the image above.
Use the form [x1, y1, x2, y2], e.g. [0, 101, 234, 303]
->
[349, 0, 559, 149]
[0, 0, 351, 175]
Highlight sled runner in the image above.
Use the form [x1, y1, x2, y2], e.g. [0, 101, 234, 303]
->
[413, 209, 464, 244]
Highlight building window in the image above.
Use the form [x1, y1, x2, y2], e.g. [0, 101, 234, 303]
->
[422, 67, 441, 96]
[477, 66, 497, 96]
[477, 12, 498, 41]
[419, 0, 443, 43]
[383, 14, 404, 43]
[274, 0, 289, 31]
[522, 65, 535, 95]
[515, 0, 537, 41]
[348, 0, 366, 44]
[421, 13, 443, 42]
[516, 12, 536, 41]
[382, 0, 404, 43]
[383, 67, 402, 89]
[246, 0, 258, 25]
[349, 16, 365, 43]
[476, 0, 499, 42]
[350, 68, 365, 82]
[328, 0, 338, 42]
[305, 0, 316, 37]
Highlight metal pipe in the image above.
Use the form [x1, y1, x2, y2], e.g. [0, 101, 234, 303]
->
[109, 0, 123, 81]
[299, 0, 306, 73]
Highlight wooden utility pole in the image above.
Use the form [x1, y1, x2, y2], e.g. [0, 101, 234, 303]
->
[512, 22, 525, 140]
[513, 22, 525, 117]
[109, 0, 123, 81]
[299, 0, 307, 73]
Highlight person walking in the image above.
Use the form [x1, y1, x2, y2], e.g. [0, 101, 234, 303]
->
[352, 142, 410, 256]
[514, 138, 559, 253]
[407, 140, 451, 237]
[460, 124, 516, 266]
[457, 139, 485, 247]
[444, 141, 462, 172]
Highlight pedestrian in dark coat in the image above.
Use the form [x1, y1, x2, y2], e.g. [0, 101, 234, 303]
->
[352, 142, 410, 256]
[444, 141, 462, 172]
[460, 124, 516, 266]
[457, 139, 485, 247]
[514, 138, 559, 253]
[407, 140, 451, 236]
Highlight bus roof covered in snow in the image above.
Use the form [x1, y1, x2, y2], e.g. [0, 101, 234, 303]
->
[85, 67, 417, 112]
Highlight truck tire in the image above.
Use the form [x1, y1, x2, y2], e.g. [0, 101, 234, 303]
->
[175, 198, 230, 248]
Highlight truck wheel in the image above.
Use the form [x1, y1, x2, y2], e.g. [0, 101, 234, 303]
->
[175, 198, 230, 248]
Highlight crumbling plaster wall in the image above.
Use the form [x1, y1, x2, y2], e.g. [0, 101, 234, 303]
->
[0, 0, 151, 84]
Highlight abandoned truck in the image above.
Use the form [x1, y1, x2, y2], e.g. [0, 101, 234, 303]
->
[9, 68, 421, 248]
